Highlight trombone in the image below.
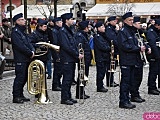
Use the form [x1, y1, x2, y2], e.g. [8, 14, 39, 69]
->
[78, 43, 88, 104]
[136, 31, 149, 67]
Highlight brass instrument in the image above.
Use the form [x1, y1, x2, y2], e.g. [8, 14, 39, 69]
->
[136, 31, 149, 67]
[28, 60, 52, 104]
[78, 43, 88, 103]
[35, 42, 60, 56]
[27, 42, 59, 104]
[108, 40, 116, 72]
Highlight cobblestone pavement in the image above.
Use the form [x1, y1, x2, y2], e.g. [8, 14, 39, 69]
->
[0, 65, 159, 120]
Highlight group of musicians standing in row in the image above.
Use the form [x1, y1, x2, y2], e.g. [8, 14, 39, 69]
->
[10, 11, 160, 109]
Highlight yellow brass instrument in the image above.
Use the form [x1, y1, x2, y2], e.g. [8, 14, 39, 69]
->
[35, 42, 60, 56]
[78, 43, 88, 85]
[27, 42, 59, 104]
[136, 31, 149, 67]
[108, 40, 116, 73]
[28, 60, 52, 104]
[78, 43, 88, 103]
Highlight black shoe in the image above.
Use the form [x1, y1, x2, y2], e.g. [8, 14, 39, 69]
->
[85, 94, 90, 98]
[107, 82, 119, 87]
[130, 97, 145, 103]
[47, 75, 51, 79]
[13, 97, 24, 104]
[61, 100, 73, 105]
[76, 95, 88, 99]
[119, 103, 136, 109]
[52, 87, 61, 91]
[20, 96, 30, 102]
[148, 89, 160, 95]
[70, 98, 78, 103]
[97, 87, 108, 92]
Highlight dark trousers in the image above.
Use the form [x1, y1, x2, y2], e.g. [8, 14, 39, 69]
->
[119, 65, 135, 104]
[12, 62, 29, 98]
[52, 62, 62, 88]
[76, 60, 90, 97]
[61, 63, 75, 101]
[148, 61, 160, 90]
[0, 60, 5, 77]
[131, 65, 143, 97]
[96, 61, 112, 89]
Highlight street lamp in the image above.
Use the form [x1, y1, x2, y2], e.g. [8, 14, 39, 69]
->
[70, 2, 82, 20]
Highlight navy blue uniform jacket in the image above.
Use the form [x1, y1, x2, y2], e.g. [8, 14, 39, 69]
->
[93, 32, 111, 63]
[146, 25, 160, 61]
[75, 30, 92, 62]
[11, 24, 34, 62]
[59, 24, 79, 63]
[117, 24, 141, 66]
[105, 24, 119, 55]
[29, 28, 49, 62]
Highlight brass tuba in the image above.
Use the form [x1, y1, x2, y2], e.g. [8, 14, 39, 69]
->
[27, 42, 59, 104]
[28, 60, 52, 104]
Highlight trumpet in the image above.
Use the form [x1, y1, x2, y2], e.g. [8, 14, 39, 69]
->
[135, 31, 149, 67]
[35, 42, 60, 56]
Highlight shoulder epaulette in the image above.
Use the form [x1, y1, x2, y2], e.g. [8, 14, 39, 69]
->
[61, 27, 64, 31]
[150, 29, 153, 32]
[121, 28, 124, 31]
[78, 33, 81, 36]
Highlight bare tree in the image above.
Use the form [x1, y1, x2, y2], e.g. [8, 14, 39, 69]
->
[107, 0, 135, 16]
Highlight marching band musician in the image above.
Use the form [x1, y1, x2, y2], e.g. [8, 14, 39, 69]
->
[94, 21, 110, 93]
[59, 13, 83, 105]
[105, 16, 119, 87]
[117, 12, 146, 109]
[131, 16, 151, 103]
[51, 17, 63, 91]
[29, 19, 49, 64]
[29, 19, 49, 98]
[75, 21, 92, 99]
[146, 19, 160, 95]
[11, 13, 35, 103]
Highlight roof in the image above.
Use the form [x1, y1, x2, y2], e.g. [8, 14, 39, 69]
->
[6, 5, 72, 18]
[86, 2, 160, 17]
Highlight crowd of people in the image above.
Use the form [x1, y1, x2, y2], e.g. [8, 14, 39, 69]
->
[0, 11, 160, 109]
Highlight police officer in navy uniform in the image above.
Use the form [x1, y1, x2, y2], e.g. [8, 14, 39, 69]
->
[117, 12, 146, 109]
[59, 13, 83, 105]
[146, 19, 160, 95]
[29, 19, 49, 98]
[29, 19, 49, 63]
[94, 21, 110, 93]
[11, 13, 35, 103]
[75, 21, 92, 99]
[131, 16, 151, 103]
[51, 17, 63, 91]
[105, 16, 119, 87]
